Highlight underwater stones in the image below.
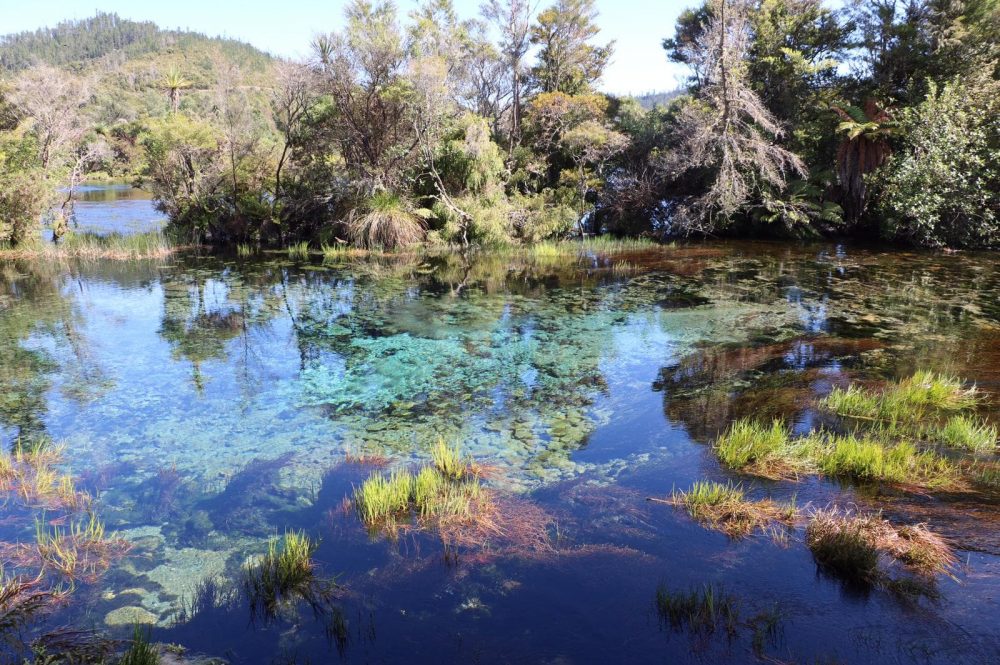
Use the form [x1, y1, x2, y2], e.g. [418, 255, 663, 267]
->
[145, 547, 228, 602]
[104, 605, 158, 626]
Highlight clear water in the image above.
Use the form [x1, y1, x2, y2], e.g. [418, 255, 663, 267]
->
[1, 190, 999, 663]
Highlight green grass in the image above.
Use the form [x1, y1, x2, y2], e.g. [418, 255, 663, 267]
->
[667, 481, 797, 539]
[930, 415, 998, 452]
[236, 243, 256, 258]
[430, 439, 467, 481]
[655, 584, 739, 636]
[286, 241, 311, 260]
[241, 530, 331, 623]
[0, 231, 174, 260]
[118, 624, 160, 665]
[353, 470, 415, 527]
[714, 419, 791, 472]
[821, 371, 978, 425]
[817, 436, 953, 485]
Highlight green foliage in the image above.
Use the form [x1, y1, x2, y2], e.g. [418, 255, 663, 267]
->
[876, 75, 1000, 248]
[932, 415, 998, 452]
[240, 531, 331, 623]
[655, 584, 739, 636]
[715, 419, 790, 470]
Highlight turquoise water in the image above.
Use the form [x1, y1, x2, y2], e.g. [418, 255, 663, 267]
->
[1, 202, 1000, 662]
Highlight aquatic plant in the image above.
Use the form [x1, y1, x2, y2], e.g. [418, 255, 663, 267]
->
[661, 481, 797, 538]
[714, 419, 791, 474]
[430, 439, 468, 481]
[286, 241, 311, 260]
[821, 371, 979, 424]
[8, 231, 175, 261]
[805, 510, 880, 583]
[931, 415, 998, 452]
[353, 470, 415, 528]
[241, 531, 336, 623]
[24, 514, 130, 586]
[655, 584, 739, 636]
[0, 570, 63, 638]
[118, 624, 159, 665]
[806, 508, 956, 583]
[816, 436, 954, 486]
[236, 243, 257, 257]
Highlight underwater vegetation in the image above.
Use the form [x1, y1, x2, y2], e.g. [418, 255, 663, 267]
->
[655, 584, 739, 637]
[240, 531, 338, 625]
[654, 584, 782, 658]
[118, 624, 160, 665]
[656, 481, 797, 539]
[805, 508, 956, 586]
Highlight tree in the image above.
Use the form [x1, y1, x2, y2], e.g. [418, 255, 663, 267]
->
[312, 0, 419, 194]
[876, 71, 1000, 247]
[662, 0, 807, 232]
[161, 69, 193, 114]
[8, 65, 89, 171]
[270, 61, 318, 223]
[481, 0, 536, 149]
[831, 99, 898, 222]
[529, 0, 614, 94]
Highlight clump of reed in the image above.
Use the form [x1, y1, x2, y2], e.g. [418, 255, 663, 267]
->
[655, 584, 739, 636]
[930, 415, 998, 452]
[805, 508, 956, 584]
[240, 530, 336, 624]
[816, 435, 955, 486]
[16, 231, 175, 260]
[347, 192, 427, 250]
[236, 243, 257, 258]
[662, 481, 797, 539]
[286, 241, 311, 260]
[821, 371, 979, 425]
[0, 443, 92, 512]
[712, 419, 958, 489]
[714, 419, 794, 476]
[118, 624, 160, 665]
[351, 443, 510, 547]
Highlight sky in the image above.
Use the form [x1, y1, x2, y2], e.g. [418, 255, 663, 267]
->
[0, 0, 692, 95]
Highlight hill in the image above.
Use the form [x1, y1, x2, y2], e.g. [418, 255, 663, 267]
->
[0, 13, 277, 123]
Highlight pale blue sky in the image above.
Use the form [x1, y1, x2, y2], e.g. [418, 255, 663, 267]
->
[0, 0, 692, 94]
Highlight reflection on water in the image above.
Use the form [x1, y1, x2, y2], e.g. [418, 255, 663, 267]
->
[1, 240, 999, 664]
[67, 182, 165, 235]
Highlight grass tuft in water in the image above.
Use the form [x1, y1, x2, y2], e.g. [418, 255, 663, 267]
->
[236, 243, 257, 258]
[930, 415, 998, 452]
[817, 436, 954, 486]
[806, 508, 955, 584]
[118, 624, 160, 665]
[286, 241, 311, 260]
[663, 481, 797, 539]
[241, 530, 335, 624]
[821, 371, 979, 425]
[714, 419, 791, 474]
[655, 584, 739, 636]
[353, 470, 414, 529]
[431, 439, 468, 481]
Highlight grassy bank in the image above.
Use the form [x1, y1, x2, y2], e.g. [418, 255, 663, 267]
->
[0, 231, 175, 260]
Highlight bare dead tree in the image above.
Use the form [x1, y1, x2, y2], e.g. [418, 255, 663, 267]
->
[9, 65, 89, 172]
[662, 0, 807, 233]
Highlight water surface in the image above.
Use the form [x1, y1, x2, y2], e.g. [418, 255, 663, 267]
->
[1, 195, 999, 663]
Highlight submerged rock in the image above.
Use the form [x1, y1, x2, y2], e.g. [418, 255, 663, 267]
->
[105, 605, 158, 626]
